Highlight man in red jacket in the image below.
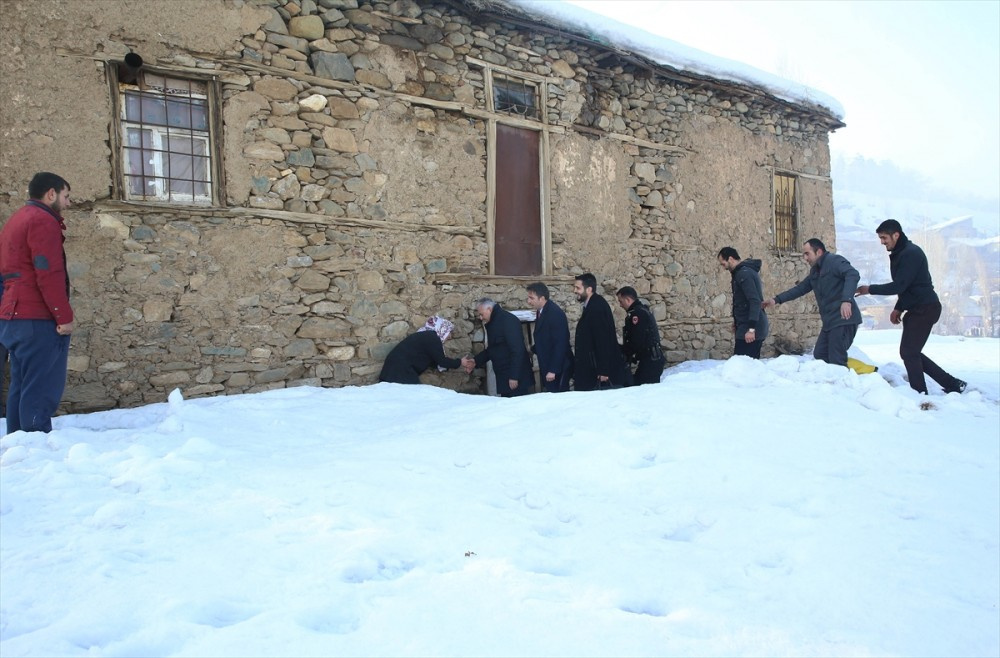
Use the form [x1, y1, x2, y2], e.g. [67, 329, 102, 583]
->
[0, 172, 74, 433]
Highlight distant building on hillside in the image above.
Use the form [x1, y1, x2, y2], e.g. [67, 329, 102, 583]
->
[0, 0, 845, 412]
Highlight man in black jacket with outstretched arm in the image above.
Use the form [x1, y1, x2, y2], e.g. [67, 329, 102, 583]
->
[470, 298, 534, 397]
[855, 219, 966, 395]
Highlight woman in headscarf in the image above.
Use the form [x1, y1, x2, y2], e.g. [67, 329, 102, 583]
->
[378, 316, 467, 385]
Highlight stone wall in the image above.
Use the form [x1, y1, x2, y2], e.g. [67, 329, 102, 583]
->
[0, 0, 840, 412]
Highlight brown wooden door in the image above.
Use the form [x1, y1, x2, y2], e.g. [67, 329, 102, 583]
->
[495, 123, 542, 276]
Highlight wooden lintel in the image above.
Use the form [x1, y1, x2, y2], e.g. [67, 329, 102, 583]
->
[762, 164, 832, 182]
[464, 107, 564, 133]
[504, 43, 542, 59]
[229, 207, 479, 235]
[371, 10, 422, 24]
[429, 273, 577, 285]
[606, 131, 692, 154]
[91, 200, 480, 236]
[465, 56, 557, 84]
[228, 58, 470, 112]
[55, 47, 249, 84]
[628, 238, 670, 248]
[571, 124, 691, 155]
[662, 318, 717, 326]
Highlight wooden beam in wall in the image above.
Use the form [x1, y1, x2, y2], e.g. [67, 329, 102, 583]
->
[92, 200, 481, 236]
[762, 165, 832, 182]
[568, 122, 690, 155]
[429, 273, 577, 285]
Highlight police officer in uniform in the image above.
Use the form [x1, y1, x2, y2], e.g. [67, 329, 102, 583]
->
[616, 287, 665, 386]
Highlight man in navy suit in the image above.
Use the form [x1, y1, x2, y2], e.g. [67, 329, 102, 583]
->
[525, 282, 573, 393]
[572, 273, 628, 391]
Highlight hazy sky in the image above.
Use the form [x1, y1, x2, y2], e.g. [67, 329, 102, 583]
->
[565, 0, 1000, 199]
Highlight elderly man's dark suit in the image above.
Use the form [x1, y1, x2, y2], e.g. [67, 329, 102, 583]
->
[474, 304, 534, 397]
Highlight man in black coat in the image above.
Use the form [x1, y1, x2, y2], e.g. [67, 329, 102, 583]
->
[378, 315, 466, 384]
[718, 246, 769, 359]
[616, 286, 665, 386]
[572, 273, 628, 391]
[856, 219, 966, 395]
[525, 282, 573, 393]
[471, 299, 534, 397]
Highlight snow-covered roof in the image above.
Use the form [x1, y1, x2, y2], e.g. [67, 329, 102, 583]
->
[467, 0, 845, 123]
[952, 235, 1000, 248]
[927, 215, 974, 231]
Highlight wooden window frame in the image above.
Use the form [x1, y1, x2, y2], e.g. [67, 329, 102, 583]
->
[470, 58, 555, 276]
[108, 63, 225, 206]
[773, 172, 799, 252]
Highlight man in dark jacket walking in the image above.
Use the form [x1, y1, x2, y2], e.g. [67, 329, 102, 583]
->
[525, 282, 573, 393]
[572, 273, 628, 391]
[0, 172, 75, 434]
[855, 219, 966, 395]
[763, 238, 861, 367]
[616, 286, 664, 385]
[470, 299, 534, 397]
[718, 247, 769, 359]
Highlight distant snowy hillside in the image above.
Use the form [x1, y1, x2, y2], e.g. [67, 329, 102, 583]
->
[832, 154, 1000, 240]
[834, 188, 1000, 241]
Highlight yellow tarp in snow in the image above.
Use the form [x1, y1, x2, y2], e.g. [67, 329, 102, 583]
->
[848, 357, 878, 375]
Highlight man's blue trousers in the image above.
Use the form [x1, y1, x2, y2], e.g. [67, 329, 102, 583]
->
[0, 319, 70, 433]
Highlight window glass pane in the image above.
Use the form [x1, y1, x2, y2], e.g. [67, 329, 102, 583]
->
[166, 97, 208, 131]
[125, 92, 166, 125]
[124, 128, 155, 196]
[494, 77, 538, 118]
[165, 136, 210, 199]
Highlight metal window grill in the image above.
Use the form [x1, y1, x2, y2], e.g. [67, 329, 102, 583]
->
[492, 75, 540, 120]
[121, 73, 212, 204]
[774, 173, 797, 251]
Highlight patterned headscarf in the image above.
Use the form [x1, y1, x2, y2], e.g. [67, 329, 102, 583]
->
[418, 315, 454, 342]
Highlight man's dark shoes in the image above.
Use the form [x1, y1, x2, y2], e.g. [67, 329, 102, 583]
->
[945, 379, 967, 394]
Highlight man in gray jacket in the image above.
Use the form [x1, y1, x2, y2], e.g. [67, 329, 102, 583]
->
[763, 238, 861, 367]
[718, 247, 768, 359]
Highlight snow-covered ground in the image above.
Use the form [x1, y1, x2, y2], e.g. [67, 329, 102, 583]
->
[1, 330, 997, 657]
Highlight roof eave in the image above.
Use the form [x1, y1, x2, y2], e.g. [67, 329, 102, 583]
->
[448, 0, 846, 130]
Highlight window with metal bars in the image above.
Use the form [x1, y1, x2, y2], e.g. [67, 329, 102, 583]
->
[119, 72, 214, 204]
[492, 75, 540, 120]
[773, 173, 798, 251]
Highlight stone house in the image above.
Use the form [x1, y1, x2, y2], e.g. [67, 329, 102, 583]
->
[0, 0, 845, 412]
